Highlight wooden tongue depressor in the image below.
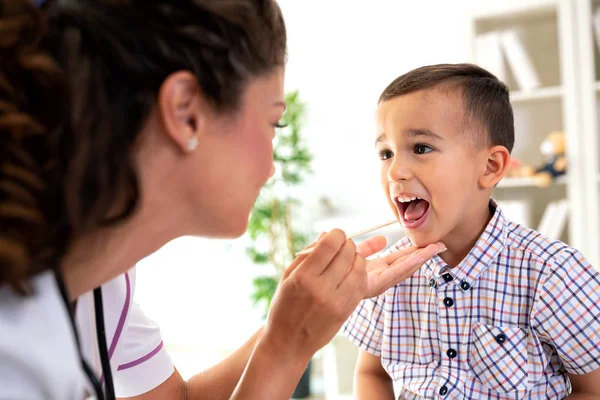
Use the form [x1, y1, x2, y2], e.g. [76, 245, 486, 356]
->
[295, 219, 398, 256]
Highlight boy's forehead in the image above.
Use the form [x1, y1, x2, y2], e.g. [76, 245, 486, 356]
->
[375, 89, 466, 138]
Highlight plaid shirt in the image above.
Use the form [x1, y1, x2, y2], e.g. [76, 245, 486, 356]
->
[343, 200, 600, 399]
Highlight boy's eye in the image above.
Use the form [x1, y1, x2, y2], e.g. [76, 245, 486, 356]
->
[378, 149, 394, 160]
[274, 122, 288, 129]
[414, 144, 433, 155]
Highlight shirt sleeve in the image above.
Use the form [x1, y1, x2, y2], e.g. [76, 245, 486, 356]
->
[532, 248, 600, 375]
[342, 293, 387, 357]
[112, 301, 175, 397]
[342, 239, 405, 356]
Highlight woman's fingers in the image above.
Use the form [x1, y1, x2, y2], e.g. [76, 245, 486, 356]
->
[364, 242, 446, 298]
[282, 232, 327, 280]
[320, 239, 358, 285]
[356, 235, 388, 258]
[295, 229, 347, 277]
[379, 242, 444, 266]
[298, 232, 327, 252]
[374, 253, 427, 291]
[337, 252, 368, 295]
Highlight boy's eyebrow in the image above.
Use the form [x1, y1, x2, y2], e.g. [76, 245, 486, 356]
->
[375, 129, 444, 146]
[375, 133, 387, 146]
[406, 128, 444, 141]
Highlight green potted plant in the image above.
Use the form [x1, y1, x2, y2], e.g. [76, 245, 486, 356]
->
[246, 90, 314, 398]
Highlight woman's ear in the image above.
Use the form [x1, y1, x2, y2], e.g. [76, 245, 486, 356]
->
[479, 145, 511, 188]
[156, 71, 206, 153]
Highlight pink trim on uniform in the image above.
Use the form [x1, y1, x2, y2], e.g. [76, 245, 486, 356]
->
[117, 341, 164, 371]
[100, 272, 131, 386]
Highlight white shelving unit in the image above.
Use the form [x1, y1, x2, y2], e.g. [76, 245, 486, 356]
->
[509, 85, 564, 103]
[573, 0, 600, 269]
[470, 0, 596, 265]
[498, 175, 568, 188]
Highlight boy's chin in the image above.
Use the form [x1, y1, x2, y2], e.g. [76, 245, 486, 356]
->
[405, 230, 441, 248]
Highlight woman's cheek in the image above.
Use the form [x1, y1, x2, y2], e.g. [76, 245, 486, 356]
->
[246, 129, 274, 183]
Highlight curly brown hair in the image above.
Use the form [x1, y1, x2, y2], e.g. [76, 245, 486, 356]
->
[0, 0, 287, 295]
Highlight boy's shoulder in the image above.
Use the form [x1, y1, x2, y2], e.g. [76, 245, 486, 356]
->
[501, 215, 589, 271]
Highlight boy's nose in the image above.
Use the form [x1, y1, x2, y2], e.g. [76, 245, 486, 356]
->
[387, 161, 413, 182]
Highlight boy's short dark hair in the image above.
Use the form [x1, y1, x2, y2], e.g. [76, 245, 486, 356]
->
[379, 63, 514, 153]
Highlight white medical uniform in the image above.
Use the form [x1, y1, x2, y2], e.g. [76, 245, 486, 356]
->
[0, 267, 174, 399]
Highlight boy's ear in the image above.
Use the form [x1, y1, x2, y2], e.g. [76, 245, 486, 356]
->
[479, 145, 511, 188]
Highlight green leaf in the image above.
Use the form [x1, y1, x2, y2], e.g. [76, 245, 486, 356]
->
[251, 276, 279, 318]
[246, 247, 269, 264]
[247, 90, 315, 316]
[247, 202, 275, 240]
[292, 233, 309, 254]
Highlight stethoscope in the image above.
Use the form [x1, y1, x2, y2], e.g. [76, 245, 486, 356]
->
[54, 268, 116, 400]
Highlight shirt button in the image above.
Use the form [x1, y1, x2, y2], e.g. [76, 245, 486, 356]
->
[460, 281, 471, 291]
[443, 297, 454, 307]
[442, 273, 454, 282]
[446, 348, 457, 358]
[439, 385, 448, 395]
[429, 278, 437, 288]
[495, 333, 507, 344]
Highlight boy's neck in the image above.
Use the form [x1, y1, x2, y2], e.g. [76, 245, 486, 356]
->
[438, 200, 494, 267]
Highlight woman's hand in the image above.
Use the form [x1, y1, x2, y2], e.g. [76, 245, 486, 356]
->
[231, 230, 363, 400]
[362, 237, 446, 298]
[234, 231, 444, 400]
[261, 229, 366, 361]
[261, 230, 445, 362]
[284, 233, 446, 298]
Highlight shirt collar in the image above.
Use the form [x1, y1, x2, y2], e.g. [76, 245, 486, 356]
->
[423, 199, 507, 291]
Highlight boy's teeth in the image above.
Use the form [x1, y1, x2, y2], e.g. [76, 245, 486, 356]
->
[397, 196, 421, 203]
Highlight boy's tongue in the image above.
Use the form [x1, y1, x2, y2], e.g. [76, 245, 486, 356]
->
[404, 199, 429, 221]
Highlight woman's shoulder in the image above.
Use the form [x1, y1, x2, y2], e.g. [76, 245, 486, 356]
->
[0, 271, 87, 399]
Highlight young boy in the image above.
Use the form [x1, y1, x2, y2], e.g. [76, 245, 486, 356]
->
[343, 64, 600, 399]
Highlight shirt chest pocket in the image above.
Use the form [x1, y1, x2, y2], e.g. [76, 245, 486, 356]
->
[469, 321, 529, 393]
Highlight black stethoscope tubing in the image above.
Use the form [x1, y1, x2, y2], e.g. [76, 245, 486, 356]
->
[54, 268, 116, 400]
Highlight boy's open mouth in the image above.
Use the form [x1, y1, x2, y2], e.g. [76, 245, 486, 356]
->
[396, 195, 430, 226]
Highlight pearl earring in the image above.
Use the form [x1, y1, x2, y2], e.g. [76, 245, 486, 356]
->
[187, 136, 198, 152]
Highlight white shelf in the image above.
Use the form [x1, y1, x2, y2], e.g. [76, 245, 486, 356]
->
[497, 175, 567, 188]
[510, 86, 563, 103]
[469, 0, 600, 273]
[472, 0, 557, 23]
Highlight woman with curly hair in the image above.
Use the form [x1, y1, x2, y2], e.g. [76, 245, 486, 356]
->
[0, 1, 444, 399]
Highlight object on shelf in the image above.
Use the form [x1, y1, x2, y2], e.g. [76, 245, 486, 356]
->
[499, 28, 541, 91]
[475, 31, 506, 82]
[496, 199, 532, 228]
[592, 8, 600, 56]
[474, 28, 541, 91]
[537, 199, 569, 240]
[505, 157, 535, 178]
[532, 131, 567, 187]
